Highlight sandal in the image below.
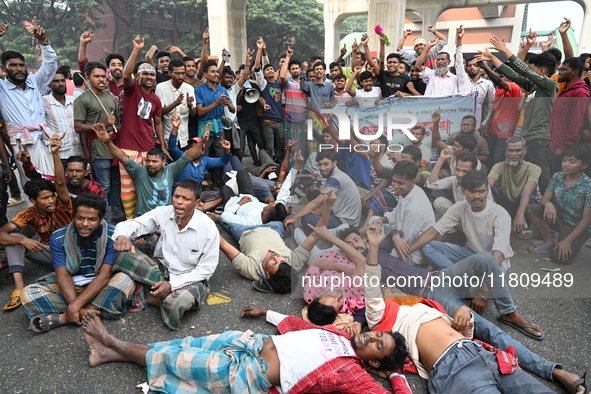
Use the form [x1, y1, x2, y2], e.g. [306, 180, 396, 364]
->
[7, 197, 24, 207]
[528, 243, 552, 254]
[497, 316, 545, 340]
[517, 229, 533, 240]
[3, 289, 22, 311]
[30, 313, 63, 333]
[570, 372, 587, 394]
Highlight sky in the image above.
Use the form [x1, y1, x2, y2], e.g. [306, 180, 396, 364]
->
[527, 1, 583, 38]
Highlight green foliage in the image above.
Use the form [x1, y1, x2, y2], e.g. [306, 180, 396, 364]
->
[246, 0, 324, 66]
[340, 15, 367, 40]
[0, 0, 103, 67]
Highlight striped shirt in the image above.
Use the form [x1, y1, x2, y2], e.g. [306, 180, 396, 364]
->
[10, 198, 73, 244]
[50, 223, 116, 278]
[42, 94, 83, 159]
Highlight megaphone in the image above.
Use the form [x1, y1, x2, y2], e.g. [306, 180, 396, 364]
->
[244, 87, 260, 104]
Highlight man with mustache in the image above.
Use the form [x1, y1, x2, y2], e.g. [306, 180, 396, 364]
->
[415, 37, 457, 96]
[0, 133, 72, 311]
[79, 305, 412, 393]
[0, 18, 55, 188]
[42, 72, 83, 169]
[76, 29, 126, 96]
[21, 193, 134, 333]
[488, 136, 541, 238]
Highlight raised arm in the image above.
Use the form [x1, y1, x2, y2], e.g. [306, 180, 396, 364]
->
[280, 47, 293, 85]
[145, 45, 158, 69]
[165, 45, 188, 59]
[479, 58, 510, 91]
[123, 36, 145, 89]
[238, 49, 254, 88]
[92, 123, 129, 163]
[558, 17, 574, 59]
[49, 133, 70, 206]
[396, 29, 412, 52]
[345, 66, 361, 96]
[78, 29, 94, 64]
[428, 25, 446, 41]
[428, 147, 452, 184]
[197, 29, 209, 80]
[335, 43, 346, 64]
[362, 34, 381, 77]
[416, 37, 439, 70]
[430, 108, 448, 151]
[517, 28, 536, 61]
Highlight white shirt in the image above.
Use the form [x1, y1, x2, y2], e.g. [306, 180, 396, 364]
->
[113, 206, 220, 290]
[420, 67, 458, 96]
[426, 175, 493, 204]
[221, 194, 266, 227]
[155, 80, 196, 148]
[42, 94, 83, 159]
[355, 87, 382, 110]
[384, 185, 435, 265]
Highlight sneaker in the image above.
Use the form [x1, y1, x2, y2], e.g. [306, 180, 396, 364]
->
[8, 197, 24, 207]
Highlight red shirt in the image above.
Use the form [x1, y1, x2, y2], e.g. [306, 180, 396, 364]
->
[119, 81, 162, 152]
[549, 78, 591, 153]
[489, 82, 522, 139]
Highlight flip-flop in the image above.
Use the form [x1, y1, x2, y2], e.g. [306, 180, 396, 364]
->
[497, 316, 546, 340]
[30, 313, 62, 333]
[571, 372, 587, 394]
[517, 229, 533, 240]
[3, 289, 22, 311]
[528, 243, 552, 254]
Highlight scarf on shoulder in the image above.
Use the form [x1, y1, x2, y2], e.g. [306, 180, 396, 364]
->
[39, 221, 110, 284]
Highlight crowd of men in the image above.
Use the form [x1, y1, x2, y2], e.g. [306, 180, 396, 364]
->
[0, 15, 589, 394]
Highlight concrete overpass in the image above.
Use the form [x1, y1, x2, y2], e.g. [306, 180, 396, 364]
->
[208, 0, 590, 68]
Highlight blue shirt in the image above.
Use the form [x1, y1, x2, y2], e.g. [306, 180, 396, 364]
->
[300, 79, 335, 112]
[0, 45, 58, 127]
[255, 70, 284, 122]
[50, 223, 117, 279]
[169, 133, 231, 183]
[194, 83, 231, 130]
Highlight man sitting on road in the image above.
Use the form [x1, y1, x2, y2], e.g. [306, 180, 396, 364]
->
[112, 179, 220, 330]
[22, 194, 134, 333]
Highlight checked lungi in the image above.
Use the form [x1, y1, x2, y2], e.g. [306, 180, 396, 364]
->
[114, 251, 210, 330]
[21, 272, 134, 320]
[146, 330, 272, 394]
[119, 149, 148, 219]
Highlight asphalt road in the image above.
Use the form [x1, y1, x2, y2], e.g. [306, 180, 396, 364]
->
[0, 199, 590, 394]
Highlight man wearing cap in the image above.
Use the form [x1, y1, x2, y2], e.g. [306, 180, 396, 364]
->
[119, 36, 169, 219]
[396, 26, 447, 69]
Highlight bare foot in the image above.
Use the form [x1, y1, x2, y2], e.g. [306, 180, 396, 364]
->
[81, 311, 114, 347]
[206, 212, 220, 223]
[499, 311, 544, 338]
[553, 369, 585, 394]
[84, 329, 110, 366]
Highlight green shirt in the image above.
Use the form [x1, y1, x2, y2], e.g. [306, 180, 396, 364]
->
[73, 90, 118, 160]
[122, 153, 191, 216]
[497, 55, 557, 142]
[489, 161, 541, 203]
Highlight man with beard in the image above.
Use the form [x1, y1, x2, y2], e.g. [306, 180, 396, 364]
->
[77, 30, 126, 97]
[21, 193, 133, 333]
[364, 224, 585, 393]
[112, 178, 220, 330]
[93, 122, 211, 218]
[181, 56, 202, 88]
[454, 26, 495, 129]
[0, 19, 55, 185]
[548, 57, 590, 174]
[74, 61, 124, 222]
[284, 149, 361, 235]
[42, 72, 83, 169]
[119, 36, 168, 219]
[488, 136, 541, 238]
[362, 34, 409, 97]
[79, 305, 412, 394]
[155, 59, 197, 148]
[1, 133, 72, 311]
[396, 26, 447, 69]
[416, 38, 457, 96]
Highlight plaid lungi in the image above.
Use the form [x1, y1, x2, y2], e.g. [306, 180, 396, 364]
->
[114, 251, 210, 330]
[21, 272, 134, 320]
[146, 330, 272, 394]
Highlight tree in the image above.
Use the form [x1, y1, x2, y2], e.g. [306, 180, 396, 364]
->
[246, 0, 324, 66]
[0, 0, 103, 67]
[340, 15, 367, 40]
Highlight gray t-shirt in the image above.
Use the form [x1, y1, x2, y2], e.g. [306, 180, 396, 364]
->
[321, 167, 362, 227]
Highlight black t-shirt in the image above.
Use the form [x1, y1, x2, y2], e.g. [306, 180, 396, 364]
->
[412, 78, 427, 95]
[378, 70, 410, 96]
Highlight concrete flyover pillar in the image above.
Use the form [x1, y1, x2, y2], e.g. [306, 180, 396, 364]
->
[207, 0, 247, 69]
[323, 0, 369, 62]
[418, 7, 443, 41]
[366, 0, 407, 54]
[578, 0, 591, 54]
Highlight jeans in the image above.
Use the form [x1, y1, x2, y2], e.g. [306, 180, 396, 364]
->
[421, 240, 475, 269]
[220, 220, 285, 241]
[428, 340, 556, 393]
[422, 253, 557, 380]
[301, 213, 344, 236]
[92, 158, 124, 219]
[485, 133, 509, 166]
[262, 121, 285, 163]
[525, 138, 551, 194]
[238, 118, 265, 166]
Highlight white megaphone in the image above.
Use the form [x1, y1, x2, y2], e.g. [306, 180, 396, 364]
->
[244, 87, 260, 103]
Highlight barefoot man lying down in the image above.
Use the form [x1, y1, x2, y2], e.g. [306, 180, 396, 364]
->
[81, 306, 414, 394]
